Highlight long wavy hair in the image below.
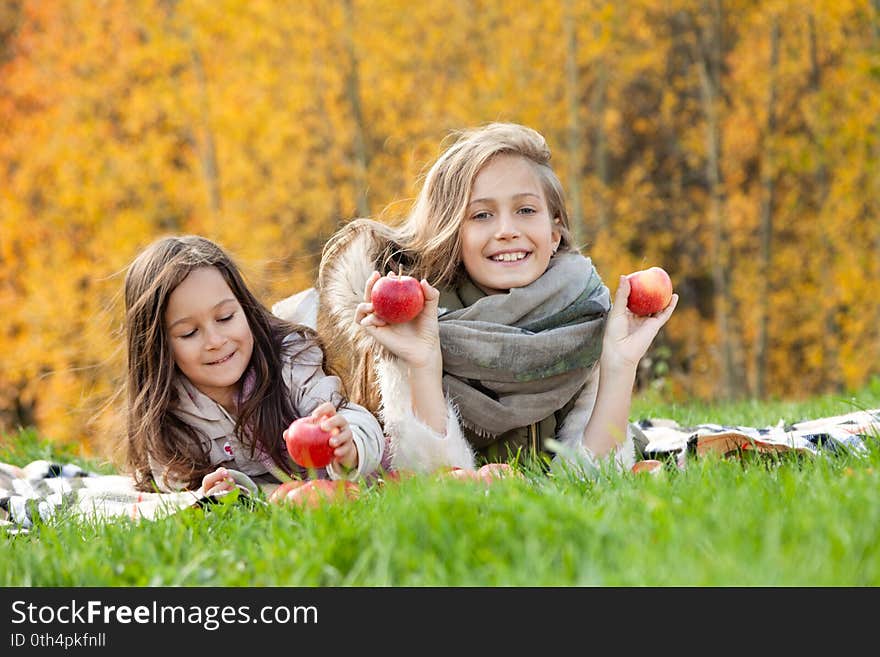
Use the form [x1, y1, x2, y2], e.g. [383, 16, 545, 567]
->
[318, 123, 575, 412]
[124, 235, 326, 491]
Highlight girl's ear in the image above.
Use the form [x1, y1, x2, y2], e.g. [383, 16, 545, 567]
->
[551, 217, 562, 253]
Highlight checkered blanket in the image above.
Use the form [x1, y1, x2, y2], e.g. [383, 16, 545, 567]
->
[0, 461, 227, 535]
[3, 409, 877, 534]
[638, 408, 880, 465]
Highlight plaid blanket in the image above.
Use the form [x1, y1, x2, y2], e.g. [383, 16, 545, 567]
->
[0, 461, 240, 535]
[638, 408, 880, 466]
[3, 409, 878, 533]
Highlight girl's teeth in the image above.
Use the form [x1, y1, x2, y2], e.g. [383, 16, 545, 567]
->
[493, 252, 527, 262]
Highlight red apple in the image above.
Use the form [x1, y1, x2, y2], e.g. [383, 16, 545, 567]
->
[269, 480, 360, 508]
[440, 463, 521, 484]
[370, 271, 425, 323]
[626, 266, 673, 316]
[267, 480, 309, 504]
[631, 459, 663, 475]
[284, 416, 334, 469]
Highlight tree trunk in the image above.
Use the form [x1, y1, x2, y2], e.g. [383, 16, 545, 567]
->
[691, 0, 744, 398]
[808, 15, 841, 392]
[870, 1, 880, 376]
[163, 0, 223, 226]
[342, 0, 370, 218]
[0, 1, 22, 65]
[564, 0, 585, 247]
[590, 45, 609, 235]
[754, 16, 779, 398]
[189, 45, 223, 221]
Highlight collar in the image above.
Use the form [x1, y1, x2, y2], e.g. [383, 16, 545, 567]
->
[171, 376, 236, 439]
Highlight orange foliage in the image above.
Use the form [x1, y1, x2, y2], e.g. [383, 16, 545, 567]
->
[1, 0, 878, 454]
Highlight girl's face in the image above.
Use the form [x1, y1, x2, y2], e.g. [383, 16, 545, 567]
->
[165, 266, 254, 410]
[459, 154, 561, 295]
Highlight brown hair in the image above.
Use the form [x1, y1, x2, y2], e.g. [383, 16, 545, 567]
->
[124, 235, 326, 491]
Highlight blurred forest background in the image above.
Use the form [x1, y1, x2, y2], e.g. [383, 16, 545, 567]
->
[1, 0, 879, 455]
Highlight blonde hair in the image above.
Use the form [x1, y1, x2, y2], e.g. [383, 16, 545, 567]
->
[324, 123, 572, 288]
[317, 123, 573, 413]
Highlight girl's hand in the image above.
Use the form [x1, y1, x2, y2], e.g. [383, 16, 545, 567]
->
[602, 275, 678, 372]
[353, 271, 442, 371]
[201, 467, 235, 496]
[310, 401, 358, 471]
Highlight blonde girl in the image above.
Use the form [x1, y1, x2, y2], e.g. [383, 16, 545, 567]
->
[286, 123, 676, 474]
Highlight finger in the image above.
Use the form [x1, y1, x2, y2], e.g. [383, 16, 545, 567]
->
[611, 275, 631, 316]
[655, 293, 679, 323]
[310, 402, 336, 420]
[323, 411, 347, 434]
[364, 271, 382, 302]
[334, 440, 357, 464]
[206, 480, 232, 496]
[359, 313, 388, 328]
[354, 302, 373, 324]
[205, 467, 226, 488]
[421, 279, 440, 301]
[320, 415, 345, 434]
[329, 428, 352, 448]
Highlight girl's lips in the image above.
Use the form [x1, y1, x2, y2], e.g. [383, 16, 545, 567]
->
[207, 351, 235, 365]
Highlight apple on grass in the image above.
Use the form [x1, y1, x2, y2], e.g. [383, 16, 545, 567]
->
[370, 270, 425, 324]
[442, 463, 520, 484]
[626, 266, 673, 316]
[268, 479, 360, 508]
[284, 416, 335, 469]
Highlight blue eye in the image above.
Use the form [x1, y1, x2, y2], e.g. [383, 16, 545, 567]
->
[518, 207, 536, 215]
[471, 210, 492, 221]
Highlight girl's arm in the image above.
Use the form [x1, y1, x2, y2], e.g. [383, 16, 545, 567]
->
[286, 334, 386, 479]
[582, 275, 678, 458]
[355, 271, 448, 434]
[355, 272, 475, 472]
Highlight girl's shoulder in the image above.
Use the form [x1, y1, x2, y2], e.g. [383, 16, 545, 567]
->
[280, 329, 324, 368]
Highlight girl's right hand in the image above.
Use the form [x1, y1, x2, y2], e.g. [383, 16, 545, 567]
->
[354, 271, 442, 371]
[201, 467, 235, 496]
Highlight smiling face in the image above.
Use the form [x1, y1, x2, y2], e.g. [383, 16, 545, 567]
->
[164, 266, 254, 410]
[459, 154, 562, 295]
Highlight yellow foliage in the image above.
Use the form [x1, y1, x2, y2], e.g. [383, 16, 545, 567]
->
[1, 0, 879, 451]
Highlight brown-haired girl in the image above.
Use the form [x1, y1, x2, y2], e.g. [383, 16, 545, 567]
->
[123, 235, 385, 495]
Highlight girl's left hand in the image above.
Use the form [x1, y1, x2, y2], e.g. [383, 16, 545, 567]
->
[602, 275, 679, 371]
[310, 401, 358, 471]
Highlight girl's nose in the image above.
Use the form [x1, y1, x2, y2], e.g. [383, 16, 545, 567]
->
[203, 326, 226, 348]
[494, 211, 521, 239]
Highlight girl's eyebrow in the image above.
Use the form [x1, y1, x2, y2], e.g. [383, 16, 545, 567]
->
[467, 192, 541, 207]
[167, 298, 237, 329]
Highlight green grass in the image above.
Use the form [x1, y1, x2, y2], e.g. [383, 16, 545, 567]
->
[3, 383, 880, 586]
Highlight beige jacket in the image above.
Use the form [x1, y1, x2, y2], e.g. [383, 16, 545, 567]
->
[151, 331, 386, 492]
[274, 226, 638, 476]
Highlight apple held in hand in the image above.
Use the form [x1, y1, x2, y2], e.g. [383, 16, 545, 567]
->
[626, 266, 673, 316]
[284, 416, 334, 469]
[370, 271, 425, 323]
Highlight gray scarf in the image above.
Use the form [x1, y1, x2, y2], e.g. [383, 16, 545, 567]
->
[437, 252, 610, 440]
